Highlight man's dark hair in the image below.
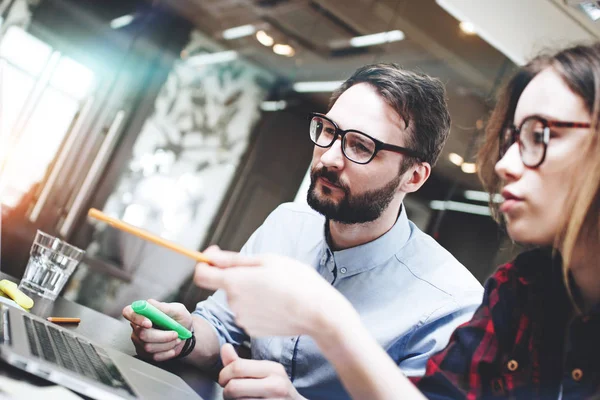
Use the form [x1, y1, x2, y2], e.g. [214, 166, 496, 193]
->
[329, 63, 451, 168]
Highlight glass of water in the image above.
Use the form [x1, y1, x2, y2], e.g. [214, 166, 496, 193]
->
[19, 231, 85, 301]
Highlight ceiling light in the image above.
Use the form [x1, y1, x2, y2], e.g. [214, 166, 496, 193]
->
[292, 81, 344, 93]
[448, 153, 464, 166]
[579, 2, 600, 21]
[260, 100, 287, 111]
[222, 24, 256, 40]
[430, 200, 491, 216]
[459, 21, 477, 35]
[273, 43, 295, 57]
[110, 14, 135, 30]
[461, 162, 477, 174]
[349, 30, 405, 47]
[186, 50, 238, 66]
[464, 190, 504, 203]
[256, 30, 274, 47]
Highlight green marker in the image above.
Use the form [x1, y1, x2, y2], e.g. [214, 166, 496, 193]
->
[131, 300, 192, 340]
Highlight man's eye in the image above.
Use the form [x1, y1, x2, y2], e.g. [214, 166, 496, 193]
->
[356, 143, 369, 152]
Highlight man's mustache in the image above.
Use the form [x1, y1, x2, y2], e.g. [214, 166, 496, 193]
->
[311, 168, 349, 192]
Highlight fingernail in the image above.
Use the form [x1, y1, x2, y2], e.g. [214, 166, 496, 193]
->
[176, 339, 182, 345]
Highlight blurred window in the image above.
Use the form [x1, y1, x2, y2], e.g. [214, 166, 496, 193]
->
[0, 26, 95, 208]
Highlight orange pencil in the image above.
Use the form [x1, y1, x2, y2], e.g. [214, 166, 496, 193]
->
[47, 317, 81, 324]
[87, 208, 211, 264]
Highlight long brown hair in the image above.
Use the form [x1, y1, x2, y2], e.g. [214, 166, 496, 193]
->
[477, 43, 600, 307]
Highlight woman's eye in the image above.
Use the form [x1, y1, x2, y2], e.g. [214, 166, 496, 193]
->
[533, 131, 545, 143]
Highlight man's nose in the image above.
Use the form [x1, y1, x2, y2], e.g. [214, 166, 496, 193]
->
[318, 138, 345, 169]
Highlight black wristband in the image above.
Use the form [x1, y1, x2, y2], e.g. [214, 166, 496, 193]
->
[175, 329, 196, 359]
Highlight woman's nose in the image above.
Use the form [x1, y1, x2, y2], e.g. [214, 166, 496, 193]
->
[495, 142, 524, 181]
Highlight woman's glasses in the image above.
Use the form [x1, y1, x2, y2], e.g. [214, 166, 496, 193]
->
[499, 116, 590, 168]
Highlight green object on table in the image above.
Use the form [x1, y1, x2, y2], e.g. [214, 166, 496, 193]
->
[131, 300, 192, 340]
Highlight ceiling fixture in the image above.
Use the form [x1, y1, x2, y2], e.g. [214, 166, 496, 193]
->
[579, 2, 600, 21]
[349, 30, 405, 47]
[260, 100, 287, 111]
[293, 81, 344, 93]
[448, 152, 476, 174]
[459, 21, 477, 35]
[430, 200, 491, 216]
[273, 43, 295, 57]
[448, 153, 464, 166]
[256, 30, 275, 47]
[222, 24, 256, 40]
[110, 14, 136, 29]
[186, 50, 238, 66]
[460, 162, 477, 174]
[464, 190, 503, 203]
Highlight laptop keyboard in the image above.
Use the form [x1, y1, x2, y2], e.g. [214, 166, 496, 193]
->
[24, 316, 135, 396]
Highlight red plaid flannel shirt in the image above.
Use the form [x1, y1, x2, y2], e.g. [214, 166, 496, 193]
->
[412, 248, 600, 399]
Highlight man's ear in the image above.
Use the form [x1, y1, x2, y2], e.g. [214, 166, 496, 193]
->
[399, 162, 431, 194]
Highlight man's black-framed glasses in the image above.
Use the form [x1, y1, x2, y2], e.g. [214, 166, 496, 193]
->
[309, 112, 424, 165]
[499, 115, 591, 168]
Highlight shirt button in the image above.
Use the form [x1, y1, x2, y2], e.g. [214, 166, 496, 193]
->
[507, 360, 518, 372]
[572, 368, 583, 382]
[340, 267, 347, 274]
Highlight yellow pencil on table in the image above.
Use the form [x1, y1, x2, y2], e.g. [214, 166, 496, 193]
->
[87, 208, 212, 264]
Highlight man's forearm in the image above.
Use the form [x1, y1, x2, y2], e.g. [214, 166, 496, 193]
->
[182, 315, 221, 368]
[312, 302, 426, 400]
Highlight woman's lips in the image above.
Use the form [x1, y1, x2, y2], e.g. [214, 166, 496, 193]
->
[500, 189, 524, 213]
[500, 199, 522, 213]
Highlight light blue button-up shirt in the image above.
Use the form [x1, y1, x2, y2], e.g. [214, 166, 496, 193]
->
[194, 202, 483, 399]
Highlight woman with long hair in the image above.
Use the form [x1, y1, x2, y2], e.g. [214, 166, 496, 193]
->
[193, 42, 600, 399]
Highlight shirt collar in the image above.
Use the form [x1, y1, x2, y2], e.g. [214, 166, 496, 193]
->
[514, 247, 600, 317]
[513, 247, 558, 285]
[322, 204, 411, 278]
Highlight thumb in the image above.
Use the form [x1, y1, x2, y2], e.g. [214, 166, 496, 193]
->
[193, 263, 230, 290]
[220, 343, 239, 366]
[146, 299, 169, 313]
[147, 299, 187, 320]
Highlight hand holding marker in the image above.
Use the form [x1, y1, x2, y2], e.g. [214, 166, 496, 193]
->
[131, 300, 192, 340]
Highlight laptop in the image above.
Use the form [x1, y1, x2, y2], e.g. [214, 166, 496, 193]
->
[0, 304, 203, 399]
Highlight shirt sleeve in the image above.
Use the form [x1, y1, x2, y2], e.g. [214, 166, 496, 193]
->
[192, 217, 269, 364]
[411, 270, 506, 399]
[393, 293, 482, 378]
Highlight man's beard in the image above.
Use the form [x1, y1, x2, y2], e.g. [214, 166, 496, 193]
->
[307, 167, 401, 224]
